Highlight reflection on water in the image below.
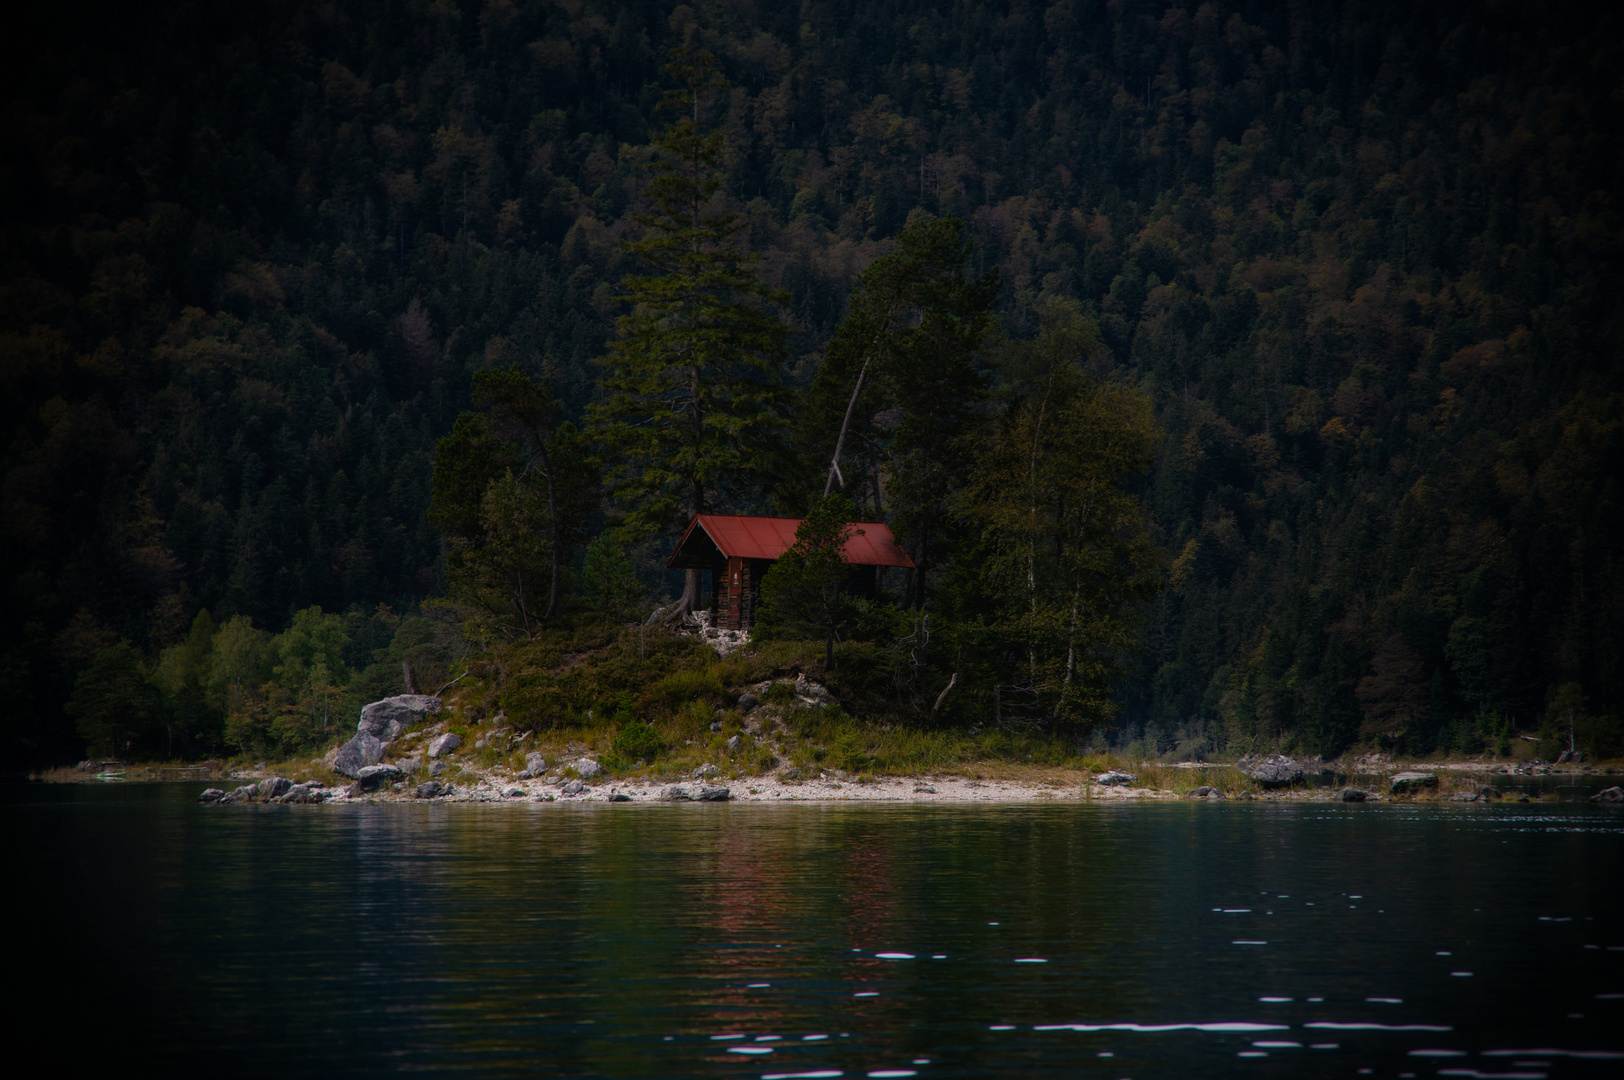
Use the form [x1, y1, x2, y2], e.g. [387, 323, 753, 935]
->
[9, 785, 1623, 1077]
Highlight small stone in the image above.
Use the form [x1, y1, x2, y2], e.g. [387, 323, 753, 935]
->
[575, 758, 605, 780]
[737, 693, 759, 711]
[505, 787, 525, 798]
[525, 752, 546, 774]
[726, 734, 741, 752]
[475, 738, 489, 750]
[1389, 771, 1439, 794]
[535, 793, 554, 802]
[914, 785, 937, 794]
[1338, 787, 1369, 802]
[692, 763, 719, 779]
[560, 779, 587, 795]
[427, 733, 461, 759]
[709, 720, 722, 732]
[356, 764, 405, 792]
[198, 788, 225, 803]
[1092, 770, 1136, 786]
[608, 792, 631, 802]
[1591, 786, 1624, 803]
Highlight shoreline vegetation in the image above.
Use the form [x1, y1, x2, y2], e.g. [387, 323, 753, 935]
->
[37, 616, 1622, 805]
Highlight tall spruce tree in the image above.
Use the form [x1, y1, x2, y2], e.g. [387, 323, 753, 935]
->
[589, 48, 788, 618]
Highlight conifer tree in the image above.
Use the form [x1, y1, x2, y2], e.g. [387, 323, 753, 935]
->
[589, 48, 788, 618]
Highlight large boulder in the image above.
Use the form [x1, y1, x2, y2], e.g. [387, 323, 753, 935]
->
[198, 788, 225, 803]
[692, 763, 719, 779]
[258, 777, 292, 800]
[278, 783, 328, 804]
[1338, 787, 1369, 802]
[357, 695, 442, 742]
[1237, 754, 1306, 788]
[1389, 771, 1439, 795]
[1591, 786, 1624, 803]
[415, 781, 447, 799]
[695, 784, 731, 801]
[334, 733, 385, 778]
[525, 751, 546, 773]
[427, 733, 461, 759]
[1093, 770, 1137, 786]
[356, 764, 405, 792]
[575, 758, 605, 780]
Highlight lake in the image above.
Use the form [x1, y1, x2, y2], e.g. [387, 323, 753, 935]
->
[10, 783, 1622, 1077]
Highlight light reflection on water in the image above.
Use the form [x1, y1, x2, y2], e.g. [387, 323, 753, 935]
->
[9, 785, 1624, 1077]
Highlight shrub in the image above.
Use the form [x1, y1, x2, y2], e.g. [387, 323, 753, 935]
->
[612, 721, 664, 763]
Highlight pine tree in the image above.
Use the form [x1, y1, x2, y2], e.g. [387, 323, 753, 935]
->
[589, 47, 788, 618]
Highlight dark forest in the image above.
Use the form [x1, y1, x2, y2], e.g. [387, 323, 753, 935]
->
[3, 0, 1619, 768]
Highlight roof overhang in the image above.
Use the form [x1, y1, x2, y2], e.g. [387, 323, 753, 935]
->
[666, 514, 915, 569]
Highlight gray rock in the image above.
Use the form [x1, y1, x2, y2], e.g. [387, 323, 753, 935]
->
[357, 695, 442, 742]
[430, 760, 446, 777]
[278, 783, 328, 804]
[1449, 791, 1480, 802]
[219, 783, 258, 804]
[525, 751, 546, 774]
[415, 780, 446, 799]
[661, 785, 693, 801]
[779, 767, 808, 782]
[475, 738, 490, 750]
[397, 757, 421, 775]
[258, 776, 292, 800]
[608, 792, 631, 802]
[709, 720, 723, 732]
[504, 787, 525, 798]
[198, 788, 225, 803]
[737, 693, 759, 712]
[575, 758, 605, 780]
[427, 732, 461, 759]
[726, 734, 741, 752]
[1592, 786, 1624, 803]
[1190, 785, 1221, 799]
[1338, 787, 1369, 802]
[794, 675, 832, 704]
[333, 733, 386, 778]
[535, 793, 555, 802]
[693, 763, 719, 779]
[356, 764, 405, 792]
[1093, 770, 1137, 786]
[1235, 790, 1257, 800]
[695, 784, 731, 801]
[1479, 786, 1501, 800]
[1237, 754, 1306, 788]
[1389, 771, 1439, 794]
[516, 770, 533, 780]
[560, 779, 587, 795]
[914, 785, 937, 794]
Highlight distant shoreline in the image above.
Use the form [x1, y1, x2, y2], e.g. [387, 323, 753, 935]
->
[32, 757, 1622, 807]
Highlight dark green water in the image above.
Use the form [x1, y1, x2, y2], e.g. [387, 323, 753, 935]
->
[11, 784, 1623, 1078]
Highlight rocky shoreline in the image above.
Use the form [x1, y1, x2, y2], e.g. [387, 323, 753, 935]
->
[65, 693, 1624, 808]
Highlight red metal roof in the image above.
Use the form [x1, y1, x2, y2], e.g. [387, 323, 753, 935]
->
[667, 514, 915, 568]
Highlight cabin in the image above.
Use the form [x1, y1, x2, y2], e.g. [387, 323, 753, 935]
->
[666, 514, 915, 631]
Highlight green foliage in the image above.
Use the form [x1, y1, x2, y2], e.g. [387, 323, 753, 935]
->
[588, 49, 789, 540]
[610, 721, 659, 763]
[957, 298, 1162, 729]
[579, 531, 645, 622]
[4, 2, 1621, 765]
[67, 643, 162, 758]
[756, 494, 864, 668]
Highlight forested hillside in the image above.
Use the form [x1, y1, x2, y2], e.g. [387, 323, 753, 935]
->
[3, 0, 1620, 766]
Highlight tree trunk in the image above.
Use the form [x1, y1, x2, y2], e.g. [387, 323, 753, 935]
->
[539, 443, 560, 622]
